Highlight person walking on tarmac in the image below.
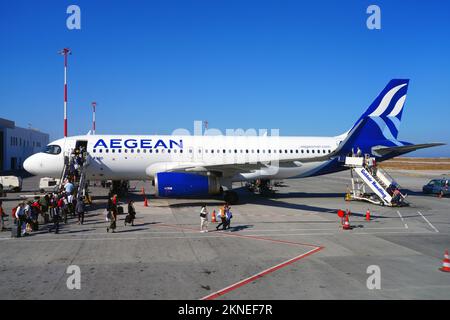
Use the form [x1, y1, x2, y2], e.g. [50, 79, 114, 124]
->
[225, 206, 233, 230]
[200, 204, 209, 233]
[0, 200, 6, 231]
[48, 201, 61, 234]
[75, 197, 86, 225]
[106, 196, 117, 233]
[125, 200, 136, 226]
[216, 203, 228, 231]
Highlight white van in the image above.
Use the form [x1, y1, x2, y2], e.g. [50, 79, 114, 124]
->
[0, 176, 23, 192]
[39, 177, 61, 193]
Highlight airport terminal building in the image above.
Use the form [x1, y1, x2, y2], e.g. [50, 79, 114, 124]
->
[0, 118, 49, 172]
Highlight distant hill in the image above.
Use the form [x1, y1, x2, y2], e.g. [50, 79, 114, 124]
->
[379, 158, 450, 170]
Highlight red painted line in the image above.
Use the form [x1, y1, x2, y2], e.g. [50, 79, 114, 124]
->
[155, 223, 324, 300]
[201, 246, 323, 300]
[155, 223, 320, 248]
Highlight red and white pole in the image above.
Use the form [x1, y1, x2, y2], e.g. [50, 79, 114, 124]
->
[92, 101, 97, 134]
[59, 48, 71, 137]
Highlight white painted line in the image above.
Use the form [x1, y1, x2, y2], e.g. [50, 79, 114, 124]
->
[0, 230, 437, 242]
[417, 211, 439, 233]
[396, 211, 408, 229]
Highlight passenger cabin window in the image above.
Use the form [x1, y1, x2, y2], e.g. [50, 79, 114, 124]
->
[44, 145, 62, 155]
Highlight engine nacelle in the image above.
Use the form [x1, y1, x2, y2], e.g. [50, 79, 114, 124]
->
[154, 172, 221, 197]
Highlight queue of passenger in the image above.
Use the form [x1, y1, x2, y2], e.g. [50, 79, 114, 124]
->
[67, 147, 86, 183]
[7, 178, 86, 236]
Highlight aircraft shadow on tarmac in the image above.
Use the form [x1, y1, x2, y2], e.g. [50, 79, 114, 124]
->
[224, 224, 253, 232]
[113, 227, 147, 233]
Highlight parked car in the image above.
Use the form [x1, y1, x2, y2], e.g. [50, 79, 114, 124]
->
[39, 177, 61, 193]
[422, 178, 449, 196]
[0, 176, 22, 192]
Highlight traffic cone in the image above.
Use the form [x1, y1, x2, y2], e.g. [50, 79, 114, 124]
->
[366, 209, 371, 221]
[211, 210, 217, 223]
[439, 250, 450, 272]
[144, 197, 148, 207]
[346, 209, 351, 216]
[343, 214, 351, 230]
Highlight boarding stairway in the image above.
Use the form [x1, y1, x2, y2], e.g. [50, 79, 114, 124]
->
[57, 155, 70, 191]
[344, 156, 407, 206]
[58, 151, 91, 199]
[76, 152, 91, 199]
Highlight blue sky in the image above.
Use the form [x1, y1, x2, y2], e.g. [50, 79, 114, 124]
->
[1, 0, 449, 156]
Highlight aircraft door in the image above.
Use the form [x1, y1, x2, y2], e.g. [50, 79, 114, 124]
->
[75, 140, 88, 152]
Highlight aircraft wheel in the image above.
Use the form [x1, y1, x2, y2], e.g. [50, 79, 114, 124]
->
[224, 191, 239, 205]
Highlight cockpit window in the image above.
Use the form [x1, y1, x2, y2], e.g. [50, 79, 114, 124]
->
[44, 145, 62, 155]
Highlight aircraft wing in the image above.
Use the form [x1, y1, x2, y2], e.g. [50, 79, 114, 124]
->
[164, 153, 334, 177]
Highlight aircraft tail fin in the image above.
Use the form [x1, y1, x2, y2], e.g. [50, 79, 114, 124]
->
[335, 79, 411, 156]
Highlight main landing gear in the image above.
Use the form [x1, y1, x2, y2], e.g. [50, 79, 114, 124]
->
[224, 191, 239, 205]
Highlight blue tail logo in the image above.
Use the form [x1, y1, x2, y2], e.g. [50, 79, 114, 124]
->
[350, 79, 409, 147]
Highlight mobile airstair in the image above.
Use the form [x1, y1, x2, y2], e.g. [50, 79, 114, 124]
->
[76, 152, 91, 199]
[58, 151, 91, 200]
[57, 154, 70, 191]
[344, 156, 408, 206]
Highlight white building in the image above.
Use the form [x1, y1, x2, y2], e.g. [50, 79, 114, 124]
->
[0, 118, 49, 171]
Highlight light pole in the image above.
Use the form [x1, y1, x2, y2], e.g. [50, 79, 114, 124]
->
[92, 101, 97, 134]
[58, 48, 72, 137]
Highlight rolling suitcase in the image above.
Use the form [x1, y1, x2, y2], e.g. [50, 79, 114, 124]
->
[11, 222, 21, 238]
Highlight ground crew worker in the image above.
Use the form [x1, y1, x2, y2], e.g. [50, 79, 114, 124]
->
[356, 147, 362, 157]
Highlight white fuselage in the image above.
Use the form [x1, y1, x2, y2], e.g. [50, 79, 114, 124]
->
[23, 134, 344, 182]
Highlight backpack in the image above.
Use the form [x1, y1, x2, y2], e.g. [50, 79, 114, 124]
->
[11, 207, 17, 219]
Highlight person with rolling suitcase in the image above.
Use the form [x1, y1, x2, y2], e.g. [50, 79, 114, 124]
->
[106, 196, 117, 233]
[75, 196, 86, 225]
[125, 200, 136, 226]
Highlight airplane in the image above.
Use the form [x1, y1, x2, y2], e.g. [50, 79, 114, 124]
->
[23, 79, 443, 204]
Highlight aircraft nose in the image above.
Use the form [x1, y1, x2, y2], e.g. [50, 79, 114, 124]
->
[23, 155, 39, 175]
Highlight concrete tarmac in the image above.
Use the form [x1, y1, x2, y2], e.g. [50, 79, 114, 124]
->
[0, 170, 449, 299]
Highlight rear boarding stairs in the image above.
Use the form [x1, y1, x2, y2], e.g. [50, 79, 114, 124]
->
[344, 156, 408, 207]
